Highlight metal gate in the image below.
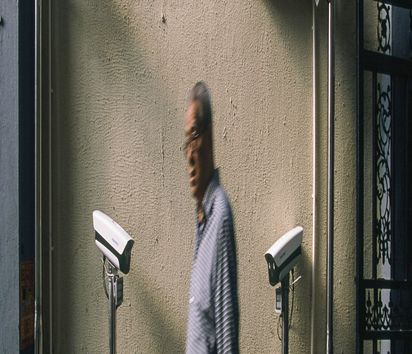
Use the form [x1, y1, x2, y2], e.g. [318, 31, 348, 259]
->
[356, 0, 412, 353]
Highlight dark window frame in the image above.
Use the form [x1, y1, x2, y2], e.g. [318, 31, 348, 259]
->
[356, 1, 412, 353]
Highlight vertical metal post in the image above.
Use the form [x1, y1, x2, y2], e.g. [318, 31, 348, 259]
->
[34, 0, 43, 352]
[371, 72, 378, 354]
[281, 274, 290, 354]
[47, 0, 53, 348]
[356, 0, 364, 352]
[35, 0, 53, 350]
[327, 0, 335, 353]
[108, 263, 117, 354]
[311, 1, 318, 352]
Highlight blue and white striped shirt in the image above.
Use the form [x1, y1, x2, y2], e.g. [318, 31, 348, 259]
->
[186, 170, 239, 354]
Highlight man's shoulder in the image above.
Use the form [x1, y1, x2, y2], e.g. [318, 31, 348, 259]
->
[212, 185, 233, 222]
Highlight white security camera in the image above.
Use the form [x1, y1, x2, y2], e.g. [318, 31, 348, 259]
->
[264, 226, 303, 286]
[93, 210, 134, 274]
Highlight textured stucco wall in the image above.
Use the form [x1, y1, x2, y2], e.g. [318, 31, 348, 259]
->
[0, 1, 20, 351]
[332, 1, 357, 352]
[50, 0, 356, 353]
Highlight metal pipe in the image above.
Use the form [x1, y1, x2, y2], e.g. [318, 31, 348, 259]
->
[108, 264, 117, 354]
[310, 0, 318, 353]
[355, 0, 364, 352]
[34, 0, 43, 352]
[35, 0, 53, 350]
[47, 0, 53, 348]
[281, 274, 290, 354]
[326, 0, 335, 353]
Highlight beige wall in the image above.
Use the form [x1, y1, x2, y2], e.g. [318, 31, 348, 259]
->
[50, 0, 356, 352]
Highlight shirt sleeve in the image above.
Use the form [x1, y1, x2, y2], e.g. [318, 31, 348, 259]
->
[214, 216, 239, 354]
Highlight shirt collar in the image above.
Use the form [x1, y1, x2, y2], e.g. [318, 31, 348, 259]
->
[200, 169, 220, 222]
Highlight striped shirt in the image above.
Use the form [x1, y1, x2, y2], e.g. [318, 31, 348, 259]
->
[186, 170, 239, 354]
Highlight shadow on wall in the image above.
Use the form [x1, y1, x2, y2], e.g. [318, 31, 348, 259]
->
[51, 0, 186, 351]
[121, 271, 185, 353]
[263, 0, 312, 78]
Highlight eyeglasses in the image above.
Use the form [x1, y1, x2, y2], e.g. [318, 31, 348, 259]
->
[182, 128, 205, 156]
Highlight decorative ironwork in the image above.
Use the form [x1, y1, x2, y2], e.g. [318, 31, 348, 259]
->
[358, 0, 412, 352]
[377, 2, 391, 54]
[365, 290, 389, 330]
[376, 81, 392, 266]
[365, 289, 412, 332]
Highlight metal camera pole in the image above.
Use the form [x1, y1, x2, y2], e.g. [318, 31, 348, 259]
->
[107, 262, 119, 354]
[281, 273, 290, 354]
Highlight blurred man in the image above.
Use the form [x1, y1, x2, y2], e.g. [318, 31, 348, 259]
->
[183, 81, 239, 354]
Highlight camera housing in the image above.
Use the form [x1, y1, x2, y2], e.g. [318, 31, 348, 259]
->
[93, 210, 134, 274]
[265, 226, 303, 286]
